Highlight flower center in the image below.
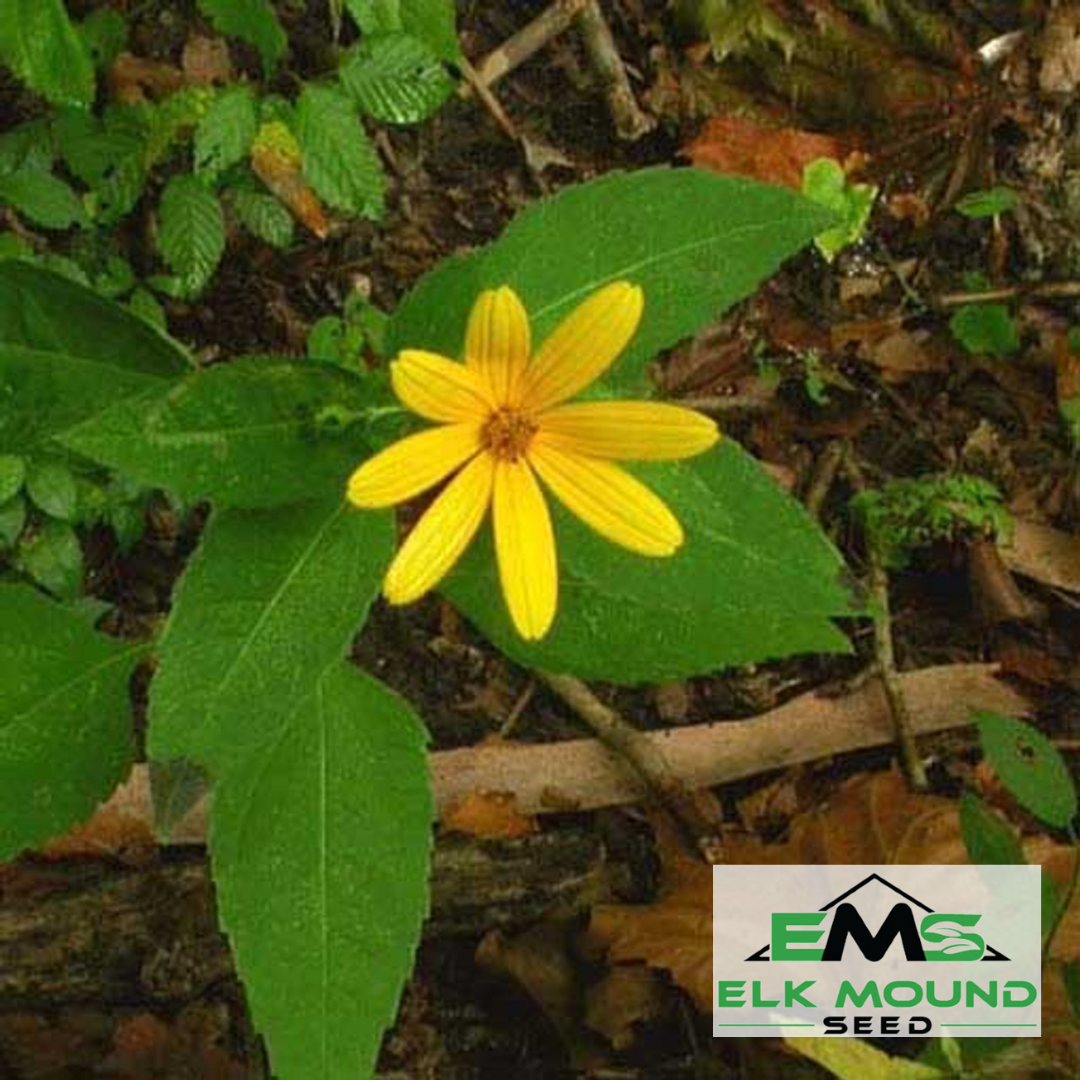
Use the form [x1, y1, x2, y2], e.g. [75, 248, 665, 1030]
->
[481, 407, 538, 462]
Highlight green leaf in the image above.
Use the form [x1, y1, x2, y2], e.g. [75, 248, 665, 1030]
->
[0, 118, 55, 176]
[0, 454, 25, 503]
[446, 440, 853, 683]
[345, 0, 460, 62]
[26, 459, 77, 520]
[0, 344, 166, 452]
[388, 168, 836, 394]
[339, 32, 455, 124]
[229, 187, 295, 248]
[0, 585, 140, 860]
[0, 494, 25, 546]
[0, 261, 189, 375]
[197, 0, 287, 73]
[62, 359, 376, 509]
[296, 83, 385, 220]
[78, 7, 129, 69]
[958, 791, 1025, 865]
[977, 711, 1078, 829]
[17, 518, 82, 598]
[149, 497, 394, 770]
[956, 186, 1018, 219]
[0, 0, 95, 106]
[801, 157, 877, 262]
[157, 175, 226, 296]
[0, 262, 190, 452]
[210, 662, 431, 1080]
[0, 168, 86, 229]
[949, 303, 1019, 359]
[195, 84, 258, 178]
[786, 1035, 945, 1080]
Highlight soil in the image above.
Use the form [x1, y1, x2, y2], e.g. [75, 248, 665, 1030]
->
[4, 1, 1080, 1078]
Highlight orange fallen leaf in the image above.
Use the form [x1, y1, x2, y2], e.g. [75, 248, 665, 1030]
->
[683, 115, 844, 190]
[442, 790, 537, 840]
[251, 121, 331, 239]
[181, 35, 234, 86]
[109, 53, 186, 103]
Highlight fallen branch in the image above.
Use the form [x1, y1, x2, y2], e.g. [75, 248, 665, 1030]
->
[107, 664, 1024, 842]
[576, 0, 655, 140]
[473, 0, 591, 87]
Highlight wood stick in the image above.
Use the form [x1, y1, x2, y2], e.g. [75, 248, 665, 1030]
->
[575, 1, 655, 140]
[106, 664, 1025, 843]
[473, 0, 591, 87]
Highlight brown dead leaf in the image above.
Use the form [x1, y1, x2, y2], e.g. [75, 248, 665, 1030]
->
[590, 771, 966, 1013]
[683, 115, 843, 190]
[442, 790, 537, 840]
[832, 319, 946, 382]
[1002, 519, 1080, 593]
[103, 1008, 245, 1080]
[41, 804, 157, 866]
[251, 122, 331, 239]
[108, 53, 186, 103]
[182, 35, 233, 85]
[1039, 4, 1080, 95]
[584, 965, 668, 1050]
[477, 923, 605, 1069]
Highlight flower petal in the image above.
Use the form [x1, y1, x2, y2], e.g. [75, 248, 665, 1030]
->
[493, 458, 557, 640]
[465, 286, 531, 405]
[391, 349, 494, 422]
[536, 401, 720, 460]
[517, 281, 643, 411]
[528, 442, 683, 556]
[384, 452, 494, 605]
[346, 423, 480, 509]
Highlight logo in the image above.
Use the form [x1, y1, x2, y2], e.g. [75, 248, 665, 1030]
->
[713, 865, 1040, 1037]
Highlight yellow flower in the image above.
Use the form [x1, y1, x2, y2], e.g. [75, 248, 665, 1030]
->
[346, 282, 720, 640]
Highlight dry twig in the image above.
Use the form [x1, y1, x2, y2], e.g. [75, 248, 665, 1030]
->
[107, 664, 1024, 843]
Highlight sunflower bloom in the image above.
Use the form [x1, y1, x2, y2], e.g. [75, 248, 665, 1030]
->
[346, 282, 720, 640]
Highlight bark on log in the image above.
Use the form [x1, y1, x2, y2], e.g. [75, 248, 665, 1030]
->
[0, 830, 606, 1009]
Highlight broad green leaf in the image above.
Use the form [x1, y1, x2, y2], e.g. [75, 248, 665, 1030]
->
[0, 168, 86, 229]
[296, 83, 385, 220]
[786, 1036, 944, 1080]
[0, 494, 25, 546]
[956, 186, 1018, 219]
[211, 663, 431, 1080]
[0, 585, 141, 859]
[197, 0, 287, 73]
[157, 174, 226, 296]
[62, 359, 376, 509]
[949, 303, 1019, 359]
[0, 119, 55, 177]
[78, 7, 129, 69]
[17, 519, 83, 598]
[26, 459, 77, 520]
[149, 497, 393, 770]
[229, 187, 295, 248]
[339, 32, 455, 124]
[0, 344, 167, 452]
[0, 0, 95, 107]
[446, 440, 853, 683]
[0, 262, 189, 375]
[958, 791, 1025, 865]
[388, 168, 836, 394]
[977, 711, 1078, 829]
[194, 84, 258, 178]
[0, 454, 24, 502]
[345, 0, 460, 63]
